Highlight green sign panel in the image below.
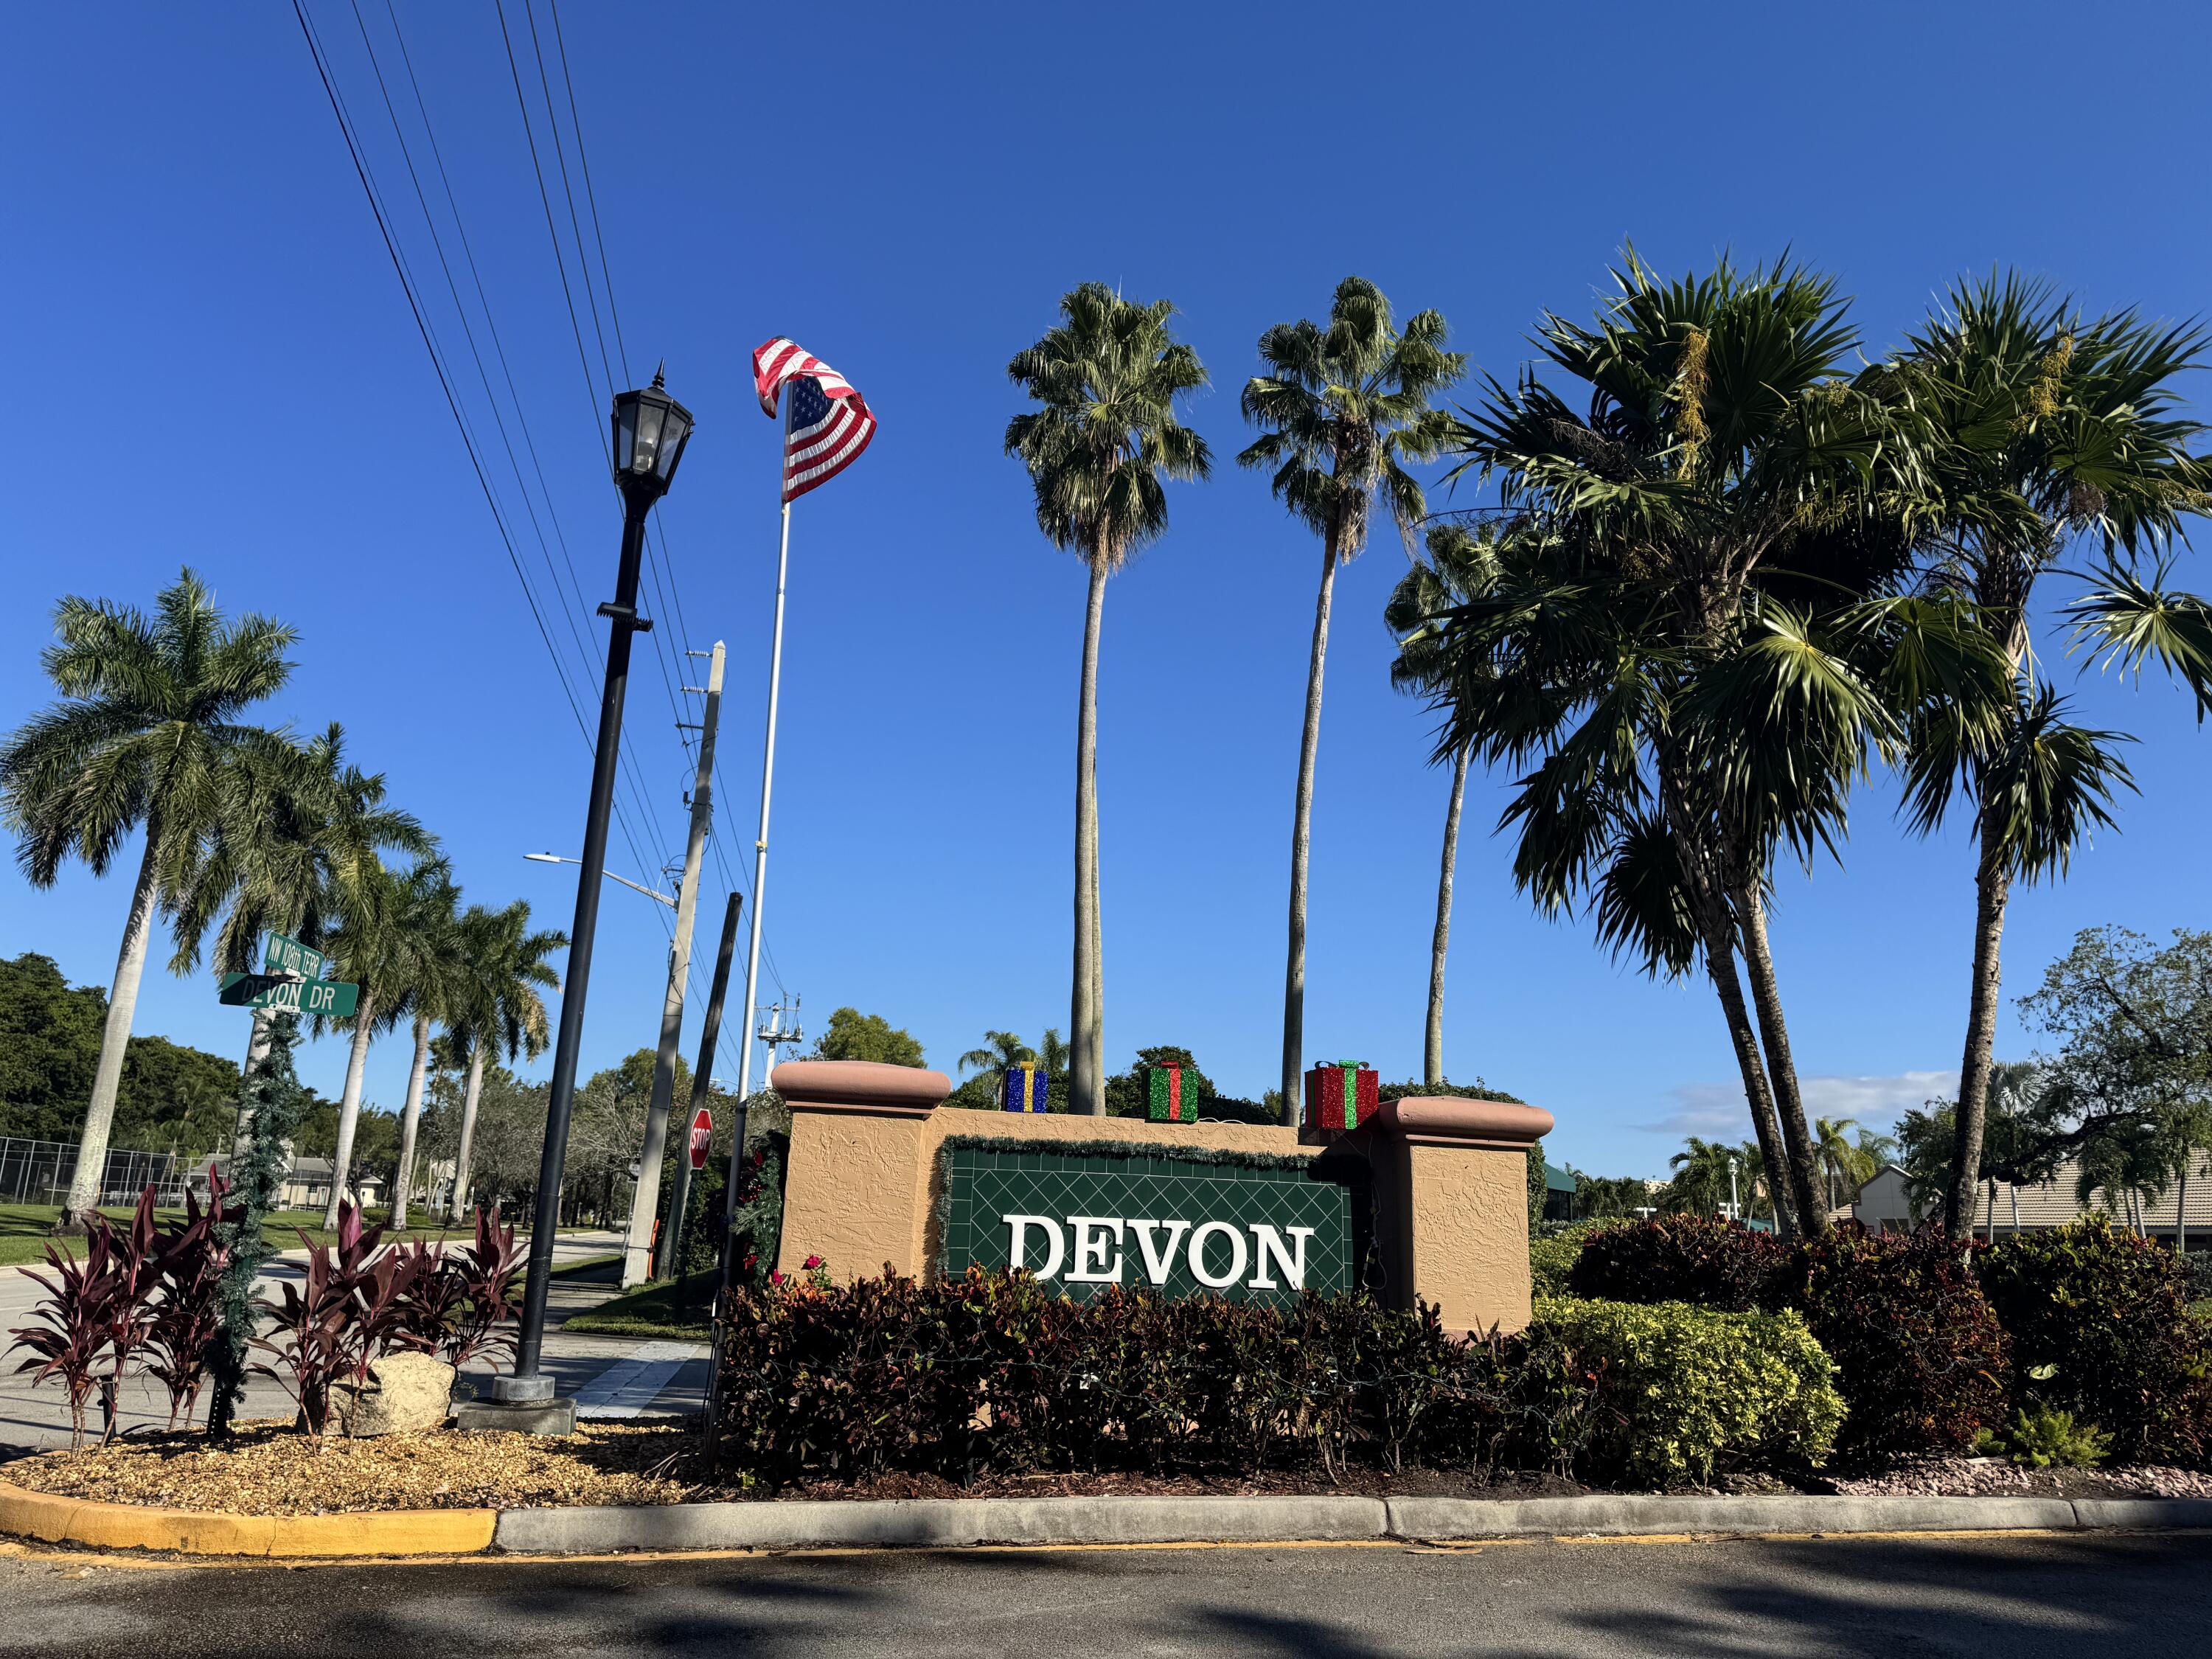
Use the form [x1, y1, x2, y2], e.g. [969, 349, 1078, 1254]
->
[219, 972, 359, 1018]
[939, 1139, 1354, 1306]
[263, 931, 326, 980]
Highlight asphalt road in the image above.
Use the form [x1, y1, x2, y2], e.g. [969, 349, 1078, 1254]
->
[1, 1531, 2206, 1657]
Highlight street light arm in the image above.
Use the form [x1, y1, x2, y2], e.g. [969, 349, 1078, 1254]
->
[524, 852, 675, 908]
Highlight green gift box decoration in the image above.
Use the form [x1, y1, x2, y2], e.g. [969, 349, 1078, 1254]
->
[1146, 1063, 1193, 1123]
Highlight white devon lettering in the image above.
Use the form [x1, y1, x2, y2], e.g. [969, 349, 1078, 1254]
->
[1004, 1214, 1316, 1292]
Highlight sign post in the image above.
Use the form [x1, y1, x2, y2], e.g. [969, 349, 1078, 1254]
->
[666, 1106, 712, 1306]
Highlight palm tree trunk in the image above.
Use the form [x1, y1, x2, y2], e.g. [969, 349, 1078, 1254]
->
[1424, 736, 1472, 1089]
[2179, 1161, 2190, 1254]
[322, 987, 377, 1230]
[60, 824, 164, 1230]
[1071, 554, 1107, 1116]
[448, 1043, 487, 1225]
[389, 1015, 431, 1230]
[1731, 879, 1828, 1235]
[1944, 821, 2011, 1242]
[1282, 527, 1341, 1125]
[2011, 1181, 2021, 1236]
[1986, 1175, 1997, 1245]
[1699, 923, 1797, 1239]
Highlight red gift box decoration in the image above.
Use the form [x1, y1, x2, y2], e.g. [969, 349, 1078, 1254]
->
[1301, 1060, 1378, 1132]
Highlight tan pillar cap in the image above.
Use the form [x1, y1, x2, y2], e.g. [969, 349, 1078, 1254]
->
[770, 1060, 950, 1116]
[1371, 1095, 1554, 1148]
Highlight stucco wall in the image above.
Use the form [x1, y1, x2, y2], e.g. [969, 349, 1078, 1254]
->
[1407, 1144, 1533, 1335]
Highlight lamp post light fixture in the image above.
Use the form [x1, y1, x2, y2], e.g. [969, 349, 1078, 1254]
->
[490, 370, 695, 1425]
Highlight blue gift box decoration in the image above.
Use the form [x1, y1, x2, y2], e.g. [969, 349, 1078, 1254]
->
[1001, 1062, 1048, 1113]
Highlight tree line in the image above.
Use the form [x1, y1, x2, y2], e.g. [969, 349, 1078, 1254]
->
[0, 574, 563, 1231]
[1008, 256, 2212, 1242]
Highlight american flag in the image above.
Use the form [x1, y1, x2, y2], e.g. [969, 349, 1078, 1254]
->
[753, 337, 877, 504]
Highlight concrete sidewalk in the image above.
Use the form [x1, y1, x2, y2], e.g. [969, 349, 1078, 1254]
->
[0, 1228, 709, 1453]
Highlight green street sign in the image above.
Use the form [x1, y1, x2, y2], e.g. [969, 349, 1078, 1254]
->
[263, 931, 326, 981]
[219, 971, 360, 1018]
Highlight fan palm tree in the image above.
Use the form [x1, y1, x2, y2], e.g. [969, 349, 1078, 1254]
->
[1893, 273, 2211, 1241]
[1387, 520, 1508, 1087]
[0, 571, 293, 1229]
[1434, 251, 1982, 1235]
[1241, 277, 1464, 1124]
[1666, 1136, 1742, 1217]
[316, 855, 451, 1229]
[385, 866, 465, 1230]
[959, 1029, 1038, 1106]
[445, 900, 563, 1224]
[1006, 283, 1211, 1115]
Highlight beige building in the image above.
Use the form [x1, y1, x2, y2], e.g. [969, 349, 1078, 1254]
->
[1852, 1156, 2212, 1243]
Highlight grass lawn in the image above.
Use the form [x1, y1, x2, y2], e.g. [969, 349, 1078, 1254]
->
[562, 1269, 714, 1342]
[0, 1203, 579, 1267]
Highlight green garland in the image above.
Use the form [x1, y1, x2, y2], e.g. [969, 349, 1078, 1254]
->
[936, 1133, 1326, 1186]
[206, 1011, 309, 1437]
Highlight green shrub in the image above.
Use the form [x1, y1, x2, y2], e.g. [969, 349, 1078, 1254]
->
[708, 1270, 1834, 1490]
[1981, 1218, 2212, 1466]
[1566, 1214, 1787, 1311]
[1976, 1402, 2112, 1470]
[1531, 1219, 1620, 1298]
[1780, 1227, 2010, 1458]
[1523, 1297, 1843, 1486]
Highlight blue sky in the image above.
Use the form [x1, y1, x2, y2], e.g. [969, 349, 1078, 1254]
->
[3, 1, 2208, 1178]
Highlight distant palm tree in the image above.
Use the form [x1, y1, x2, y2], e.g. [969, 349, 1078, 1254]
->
[386, 866, 465, 1231]
[1387, 521, 1502, 1087]
[959, 1029, 1038, 1107]
[318, 856, 451, 1229]
[1896, 274, 2212, 1240]
[0, 571, 293, 1229]
[445, 900, 562, 1225]
[1812, 1116, 1882, 1215]
[1006, 284, 1211, 1115]
[1241, 276, 1464, 1123]
[1034, 1027, 1070, 1079]
[1667, 1136, 1739, 1217]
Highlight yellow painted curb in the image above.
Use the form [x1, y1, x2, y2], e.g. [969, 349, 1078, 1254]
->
[0, 1481, 495, 1559]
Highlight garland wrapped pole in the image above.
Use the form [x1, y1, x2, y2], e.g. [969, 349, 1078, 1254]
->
[206, 1011, 308, 1437]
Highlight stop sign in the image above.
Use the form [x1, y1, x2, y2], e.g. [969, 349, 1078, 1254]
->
[687, 1106, 712, 1171]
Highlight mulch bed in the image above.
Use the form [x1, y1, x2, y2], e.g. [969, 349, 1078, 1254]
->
[11, 1425, 2208, 1516]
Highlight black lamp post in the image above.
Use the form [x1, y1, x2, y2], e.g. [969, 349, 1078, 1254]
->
[493, 369, 695, 1416]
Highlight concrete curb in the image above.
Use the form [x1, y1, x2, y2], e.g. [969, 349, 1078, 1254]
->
[0, 1481, 495, 1558]
[7, 1478, 2211, 1560]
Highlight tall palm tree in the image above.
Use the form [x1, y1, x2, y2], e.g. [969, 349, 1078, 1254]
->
[0, 571, 293, 1229]
[959, 1029, 1038, 1106]
[1667, 1135, 1740, 1217]
[1387, 521, 1506, 1087]
[1241, 277, 1464, 1124]
[445, 899, 561, 1224]
[165, 723, 430, 1085]
[316, 855, 450, 1229]
[1894, 274, 2211, 1241]
[1436, 252, 1976, 1235]
[1006, 283, 1211, 1116]
[385, 865, 464, 1231]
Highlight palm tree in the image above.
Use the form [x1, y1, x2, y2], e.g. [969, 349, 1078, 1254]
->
[1006, 284, 1211, 1116]
[317, 855, 450, 1229]
[1387, 521, 1504, 1087]
[1812, 1116, 1882, 1215]
[165, 723, 430, 1085]
[1895, 274, 2211, 1239]
[1666, 1136, 1739, 1217]
[445, 900, 562, 1224]
[1435, 252, 1971, 1235]
[0, 571, 293, 1229]
[385, 865, 464, 1231]
[959, 1029, 1038, 1107]
[1241, 277, 1464, 1124]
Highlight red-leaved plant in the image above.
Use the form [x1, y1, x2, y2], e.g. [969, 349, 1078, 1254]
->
[144, 1166, 240, 1429]
[8, 1232, 121, 1447]
[253, 1202, 425, 1439]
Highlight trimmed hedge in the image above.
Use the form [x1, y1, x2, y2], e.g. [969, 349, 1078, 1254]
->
[1781, 1228, 2009, 1457]
[1565, 1216, 2008, 1458]
[1530, 1219, 1619, 1298]
[708, 1268, 1844, 1491]
[1525, 1298, 1843, 1484]
[1568, 1214, 1787, 1311]
[1981, 1219, 2212, 1466]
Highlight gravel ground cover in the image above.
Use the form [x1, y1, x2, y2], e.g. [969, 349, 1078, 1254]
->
[1823, 1454, 2212, 1500]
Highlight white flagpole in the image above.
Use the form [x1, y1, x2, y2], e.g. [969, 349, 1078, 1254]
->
[733, 395, 793, 1109]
